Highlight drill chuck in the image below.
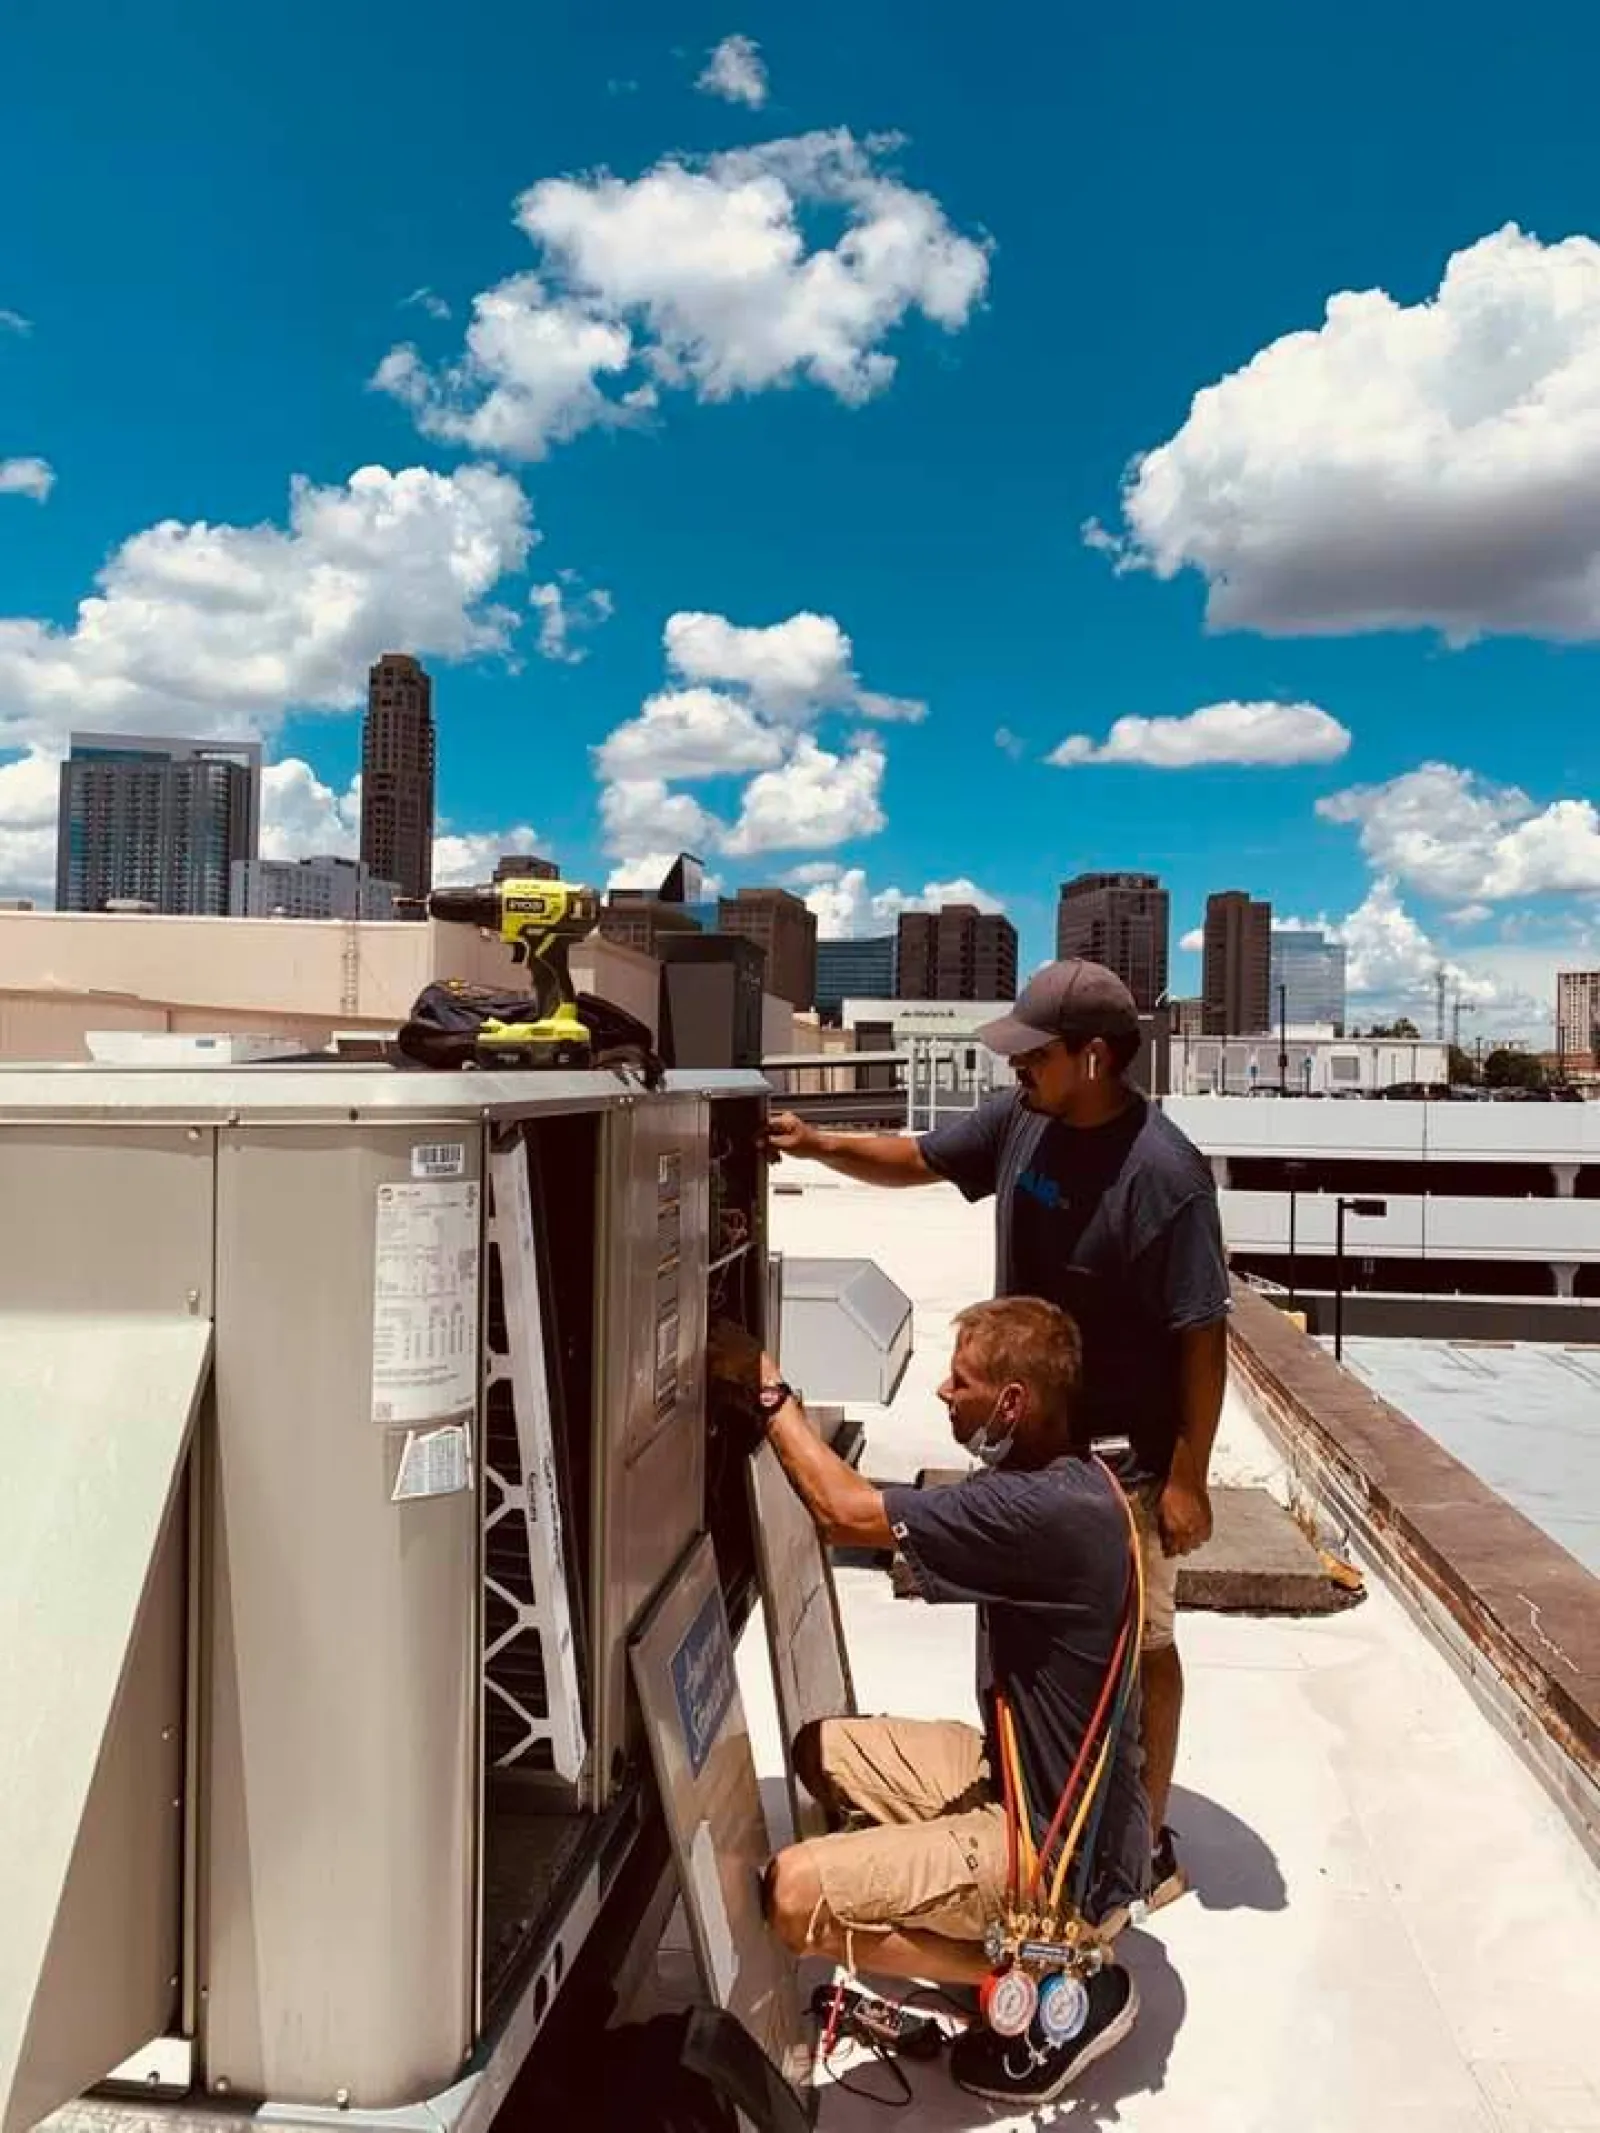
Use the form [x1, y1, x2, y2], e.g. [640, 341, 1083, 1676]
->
[427, 886, 503, 930]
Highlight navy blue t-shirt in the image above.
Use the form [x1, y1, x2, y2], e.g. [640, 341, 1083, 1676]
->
[882, 1458, 1148, 1922]
[920, 1092, 1229, 1486]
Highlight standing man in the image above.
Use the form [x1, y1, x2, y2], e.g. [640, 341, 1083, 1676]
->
[767, 960, 1230, 1906]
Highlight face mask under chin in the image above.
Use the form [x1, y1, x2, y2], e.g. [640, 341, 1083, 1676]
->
[962, 1394, 1017, 1469]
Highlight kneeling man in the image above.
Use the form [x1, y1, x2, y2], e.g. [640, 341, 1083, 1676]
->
[738, 1296, 1148, 2107]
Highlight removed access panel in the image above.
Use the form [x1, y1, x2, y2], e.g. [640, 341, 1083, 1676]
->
[0, 1312, 207, 2133]
[748, 1441, 855, 1840]
[629, 1535, 809, 2100]
[778, 1258, 912, 1406]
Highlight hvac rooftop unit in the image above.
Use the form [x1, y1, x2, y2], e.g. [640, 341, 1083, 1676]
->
[0, 1063, 771, 2133]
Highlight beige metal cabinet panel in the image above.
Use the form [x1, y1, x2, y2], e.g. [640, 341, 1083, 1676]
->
[0, 1127, 214, 1316]
[0, 1314, 201, 2133]
[202, 1127, 479, 2108]
[589, 1098, 710, 1803]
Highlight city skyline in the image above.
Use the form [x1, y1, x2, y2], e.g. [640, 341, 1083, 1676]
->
[3, 2, 1598, 1039]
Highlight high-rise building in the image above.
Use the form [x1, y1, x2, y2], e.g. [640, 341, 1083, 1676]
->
[815, 935, 897, 1021]
[715, 888, 818, 1009]
[56, 732, 261, 916]
[1171, 996, 1206, 1038]
[1055, 872, 1169, 1009]
[897, 905, 1018, 1001]
[1556, 970, 1600, 1065]
[1270, 927, 1347, 1033]
[598, 893, 704, 960]
[231, 854, 398, 920]
[360, 654, 435, 908]
[597, 851, 707, 958]
[1203, 890, 1272, 1034]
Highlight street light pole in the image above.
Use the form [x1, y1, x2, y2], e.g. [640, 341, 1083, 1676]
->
[1278, 982, 1289, 1097]
[1333, 1196, 1388, 1363]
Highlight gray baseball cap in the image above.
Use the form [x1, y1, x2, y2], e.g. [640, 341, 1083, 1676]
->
[975, 959, 1141, 1057]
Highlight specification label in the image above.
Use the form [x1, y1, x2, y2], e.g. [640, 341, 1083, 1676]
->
[371, 1179, 481, 1426]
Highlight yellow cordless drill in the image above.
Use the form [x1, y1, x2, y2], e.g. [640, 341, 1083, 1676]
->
[426, 877, 600, 1067]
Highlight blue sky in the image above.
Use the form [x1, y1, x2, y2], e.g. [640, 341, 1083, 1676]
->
[3, 0, 1598, 1033]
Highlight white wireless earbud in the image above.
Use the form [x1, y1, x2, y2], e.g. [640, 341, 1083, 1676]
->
[1088, 1053, 1099, 1080]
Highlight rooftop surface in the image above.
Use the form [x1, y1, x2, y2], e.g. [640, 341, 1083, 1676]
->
[1333, 1336, 1600, 1579]
[755, 1172, 1600, 2132]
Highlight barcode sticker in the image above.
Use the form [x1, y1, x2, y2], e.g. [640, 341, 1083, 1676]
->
[411, 1142, 466, 1179]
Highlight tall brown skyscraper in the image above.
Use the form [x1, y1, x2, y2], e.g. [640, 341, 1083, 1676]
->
[1055, 872, 1169, 1009]
[360, 654, 435, 906]
[896, 905, 1018, 1000]
[1202, 890, 1272, 1034]
[716, 887, 818, 1009]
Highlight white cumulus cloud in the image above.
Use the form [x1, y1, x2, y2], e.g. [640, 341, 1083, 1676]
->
[260, 758, 361, 860]
[596, 687, 785, 782]
[377, 130, 988, 458]
[0, 749, 62, 902]
[662, 607, 922, 721]
[0, 457, 54, 502]
[433, 823, 544, 888]
[1273, 878, 1553, 1034]
[1317, 761, 1600, 901]
[1099, 225, 1600, 643]
[697, 33, 769, 108]
[593, 607, 915, 868]
[1335, 879, 1485, 1001]
[374, 285, 635, 462]
[797, 862, 1004, 938]
[1179, 925, 1204, 952]
[529, 573, 614, 662]
[0, 307, 31, 335]
[600, 776, 721, 860]
[666, 608, 854, 712]
[1050, 700, 1350, 769]
[723, 736, 885, 855]
[0, 463, 534, 756]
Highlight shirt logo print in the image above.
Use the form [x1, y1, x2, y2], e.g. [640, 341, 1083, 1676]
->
[1017, 1167, 1065, 1212]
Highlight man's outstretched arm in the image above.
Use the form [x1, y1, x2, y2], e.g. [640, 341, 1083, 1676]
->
[765, 1112, 937, 1189]
[762, 1377, 895, 1552]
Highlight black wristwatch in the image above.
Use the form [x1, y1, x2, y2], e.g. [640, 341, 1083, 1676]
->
[757, 1378, 798, 1423]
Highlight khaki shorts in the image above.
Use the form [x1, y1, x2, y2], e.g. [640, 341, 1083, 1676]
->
[794, 1716, 1008, 1945]
[1133, 1487, 1178, 1653]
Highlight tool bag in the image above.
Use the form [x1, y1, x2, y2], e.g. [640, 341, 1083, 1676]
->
[393, 979, 665, 1087]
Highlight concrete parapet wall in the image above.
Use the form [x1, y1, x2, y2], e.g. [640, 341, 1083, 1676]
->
[1228, 1282, 1600, 1860]
[1260, 1289, 1600, 1343]
[0, 909, 530, 1053]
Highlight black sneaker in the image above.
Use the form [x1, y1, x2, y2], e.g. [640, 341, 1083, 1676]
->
[949, 1966, 1139, 2106]
[1148, 1825, 1188, 1911]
